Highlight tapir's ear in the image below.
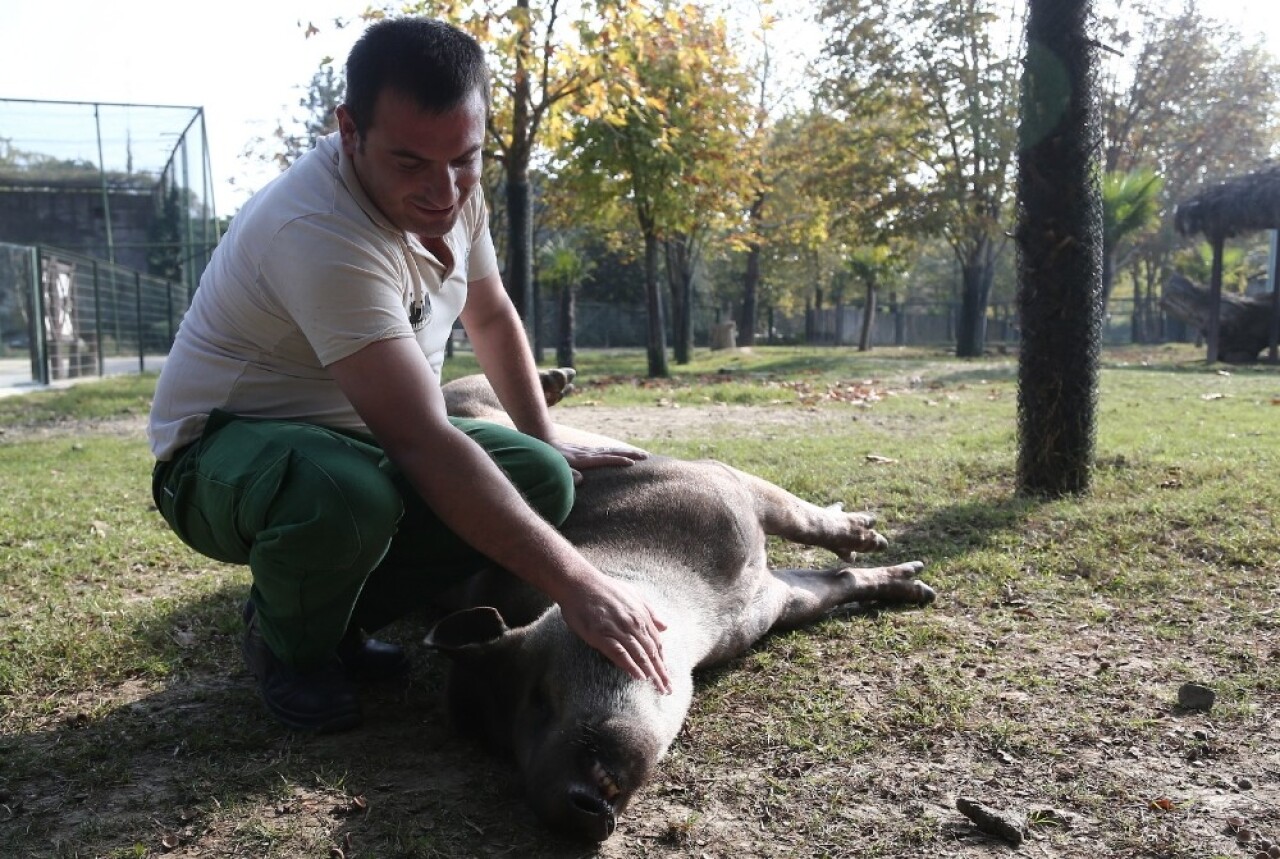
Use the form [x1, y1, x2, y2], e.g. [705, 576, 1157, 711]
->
[424, 606, 512, 653]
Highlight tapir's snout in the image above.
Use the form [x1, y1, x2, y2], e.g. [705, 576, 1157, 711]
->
[563, 784, 618, 841]
[533, 753, 633, 842]
[528, 724, 658, 842]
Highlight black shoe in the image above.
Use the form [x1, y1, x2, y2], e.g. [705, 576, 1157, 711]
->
[241, 603, 362, 733]
[337, 630, 411, 683]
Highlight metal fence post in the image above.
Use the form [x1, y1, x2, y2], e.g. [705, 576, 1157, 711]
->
[30, 246, 49, 385]
[92, 260, 104, 377]
[135, 271, 144, 373]
[166, 280, 175, 346]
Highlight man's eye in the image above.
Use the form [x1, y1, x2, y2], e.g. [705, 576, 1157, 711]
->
[397, 160, 422, 171]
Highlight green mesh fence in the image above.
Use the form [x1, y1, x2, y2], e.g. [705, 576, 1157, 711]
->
[0, 97, 216, 388]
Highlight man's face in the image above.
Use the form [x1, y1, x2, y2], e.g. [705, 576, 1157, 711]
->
[337, 87, 485, 239]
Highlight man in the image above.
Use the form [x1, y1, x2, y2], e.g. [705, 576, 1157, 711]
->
[149, 18, 670, 733]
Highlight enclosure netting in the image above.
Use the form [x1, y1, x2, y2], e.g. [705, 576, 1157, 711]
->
[0, 98, 218, 386]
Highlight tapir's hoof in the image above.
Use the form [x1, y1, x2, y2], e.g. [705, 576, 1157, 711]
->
[541, 367, 577, 407]
[893, 561, 935, 605]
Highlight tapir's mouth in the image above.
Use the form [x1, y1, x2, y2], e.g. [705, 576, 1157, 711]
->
[590, 760, 622, 802]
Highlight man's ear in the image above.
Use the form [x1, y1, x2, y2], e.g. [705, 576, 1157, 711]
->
[335, 104, 359, 155]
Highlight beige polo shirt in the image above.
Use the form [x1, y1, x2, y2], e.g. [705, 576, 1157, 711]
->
[148, 132, 499, 460]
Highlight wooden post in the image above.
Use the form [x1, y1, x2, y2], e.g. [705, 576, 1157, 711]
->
[1268, 229, 1278, 364]
[1207, 234, 1224, 363]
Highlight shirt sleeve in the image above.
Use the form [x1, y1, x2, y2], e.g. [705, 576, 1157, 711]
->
[259, 215, 414, 366]
[465, 192, 500, 283]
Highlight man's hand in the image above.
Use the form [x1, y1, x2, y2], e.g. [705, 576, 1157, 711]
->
[557, 574, 672, 695]
[554, 441, 647, 483]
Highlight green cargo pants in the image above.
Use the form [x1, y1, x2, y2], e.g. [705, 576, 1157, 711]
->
[152, 409, 574, 669]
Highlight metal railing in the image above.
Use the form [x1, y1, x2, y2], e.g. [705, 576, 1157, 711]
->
[0, 242, 193, 389]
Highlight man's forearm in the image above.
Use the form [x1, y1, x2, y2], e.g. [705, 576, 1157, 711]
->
[468, 305, 556, 441]
[391, 421, 585, 599]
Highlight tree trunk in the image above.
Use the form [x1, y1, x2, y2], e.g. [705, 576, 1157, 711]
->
[1161, 273, 1276, 363]
[740, 241, 761, 348]
[642, 230, 669, 378]
[858, 280, 878, 352]
[1015, 0, 1103, 497]
[955, 236, 995, 357]
[739, 186, 765, 348]
[664, 236, 694, 364]
[556, 283, 576, 369]
[505, 175, 534, 338]
[502, 0, 535, 341]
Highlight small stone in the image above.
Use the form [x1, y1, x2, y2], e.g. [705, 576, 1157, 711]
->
[1267, 845, 1279, 858]
[1239, 828, 1255, 844]
[1177, 682, 1215, 712]
[1236, 776, 1254, 790]
[1227, 817, 1247, 833]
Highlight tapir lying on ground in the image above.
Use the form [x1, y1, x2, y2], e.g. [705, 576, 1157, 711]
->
[429, 370, 936, 842]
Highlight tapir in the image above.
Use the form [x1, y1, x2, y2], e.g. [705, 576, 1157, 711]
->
[428, 370, 935, 842]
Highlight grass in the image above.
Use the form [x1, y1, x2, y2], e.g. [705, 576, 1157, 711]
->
[1, 343, 1278, 858]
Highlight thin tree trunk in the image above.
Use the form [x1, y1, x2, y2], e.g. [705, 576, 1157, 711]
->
[740, 190, 765, 347]
[556, 283, 576, 369]
[858, 280, 877, 352]
[506, 175, 534, 338]
[503, 0, 534, 339]
[1015, 0, 1103, 497]
[665, 237, 694, 364]
[643, 230, 669, 378]
[956, 237, 994, 357]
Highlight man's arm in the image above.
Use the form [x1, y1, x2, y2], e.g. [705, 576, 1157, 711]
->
[327, 335, 670, 692]
[460, 272, 645, 473]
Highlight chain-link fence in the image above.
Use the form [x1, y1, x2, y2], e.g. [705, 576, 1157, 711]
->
[0, 98, 219, 308]
[0, 242, 188, 389]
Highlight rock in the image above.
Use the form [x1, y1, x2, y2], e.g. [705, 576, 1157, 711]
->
[956, 796, 1024, 847]
[1177, 682, 1215, 712]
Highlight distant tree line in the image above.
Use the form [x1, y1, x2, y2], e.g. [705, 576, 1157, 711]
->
[254, 0, 1279, 375]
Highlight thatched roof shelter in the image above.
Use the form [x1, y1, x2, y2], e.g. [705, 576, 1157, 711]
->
[1175, 163, 1280, 240]
[1173, 163, 1280, 363]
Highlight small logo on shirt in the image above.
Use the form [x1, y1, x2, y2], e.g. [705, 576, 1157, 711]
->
[409, 296, 431, 331]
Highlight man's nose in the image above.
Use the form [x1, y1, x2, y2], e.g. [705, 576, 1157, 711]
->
[419, 164, 458, 204]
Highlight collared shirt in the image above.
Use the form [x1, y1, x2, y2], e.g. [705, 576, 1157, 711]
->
[147, 132, 498, 459]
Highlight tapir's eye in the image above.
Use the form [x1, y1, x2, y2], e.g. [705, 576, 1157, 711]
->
[526, 683, 553, 726]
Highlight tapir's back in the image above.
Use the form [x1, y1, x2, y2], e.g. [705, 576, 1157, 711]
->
[562, 457, 765, 605]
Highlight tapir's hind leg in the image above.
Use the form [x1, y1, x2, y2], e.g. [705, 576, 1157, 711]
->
[716, 464, 888, 559]
[768, 562, 934, 631]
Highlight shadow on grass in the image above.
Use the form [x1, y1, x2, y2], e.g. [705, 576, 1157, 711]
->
[897, 492, 1039, 561]
[0, 583, 606, 859]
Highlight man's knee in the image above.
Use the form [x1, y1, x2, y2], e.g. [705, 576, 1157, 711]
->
[247, 448, 404, 573]
[517, 444, 575, 526]
[451, 418, 575, 525]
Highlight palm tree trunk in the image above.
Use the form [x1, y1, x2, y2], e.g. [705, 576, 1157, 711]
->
[1015, 0, 1103, 496]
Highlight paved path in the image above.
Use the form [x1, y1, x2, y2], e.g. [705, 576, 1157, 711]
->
[0, 355, 167, 398]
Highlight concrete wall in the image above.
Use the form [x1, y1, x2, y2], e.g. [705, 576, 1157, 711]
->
[0, 185, 155, 273]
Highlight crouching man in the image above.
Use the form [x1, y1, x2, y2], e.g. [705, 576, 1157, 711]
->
[148, 17, 669, 733]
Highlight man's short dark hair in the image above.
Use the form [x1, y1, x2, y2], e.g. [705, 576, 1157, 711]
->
[344, 17, 491, 138]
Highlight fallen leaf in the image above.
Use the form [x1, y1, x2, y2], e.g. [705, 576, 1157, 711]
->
[865, 454, 897, 464]
[1149, 797, 1177, 811]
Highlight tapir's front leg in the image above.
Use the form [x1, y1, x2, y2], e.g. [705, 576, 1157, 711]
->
[768, 562, 934, 631]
